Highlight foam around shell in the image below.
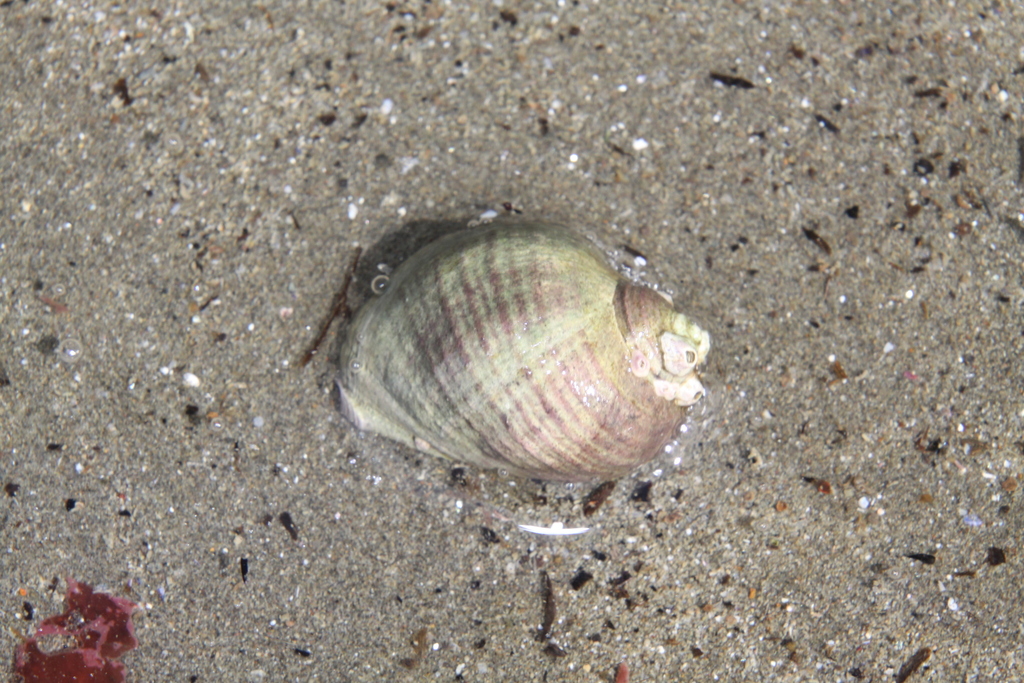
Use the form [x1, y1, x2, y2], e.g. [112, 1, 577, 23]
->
[335, 220, 709, 481]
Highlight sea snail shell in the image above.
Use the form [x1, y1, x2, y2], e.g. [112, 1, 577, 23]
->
[335, 220, 710, 482]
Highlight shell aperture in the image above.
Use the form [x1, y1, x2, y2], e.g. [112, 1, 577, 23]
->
[335, 221, 710, 482]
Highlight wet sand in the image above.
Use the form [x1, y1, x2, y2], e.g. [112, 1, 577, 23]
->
[2, 1, 1022, 680]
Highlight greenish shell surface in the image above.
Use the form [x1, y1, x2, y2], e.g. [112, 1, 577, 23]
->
[335, 220, 709, 482]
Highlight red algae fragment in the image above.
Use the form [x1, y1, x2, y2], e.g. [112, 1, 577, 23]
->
[13, 577, 138, 683]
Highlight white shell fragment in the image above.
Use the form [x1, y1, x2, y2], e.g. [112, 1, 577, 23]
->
[518, 521, 591, 536]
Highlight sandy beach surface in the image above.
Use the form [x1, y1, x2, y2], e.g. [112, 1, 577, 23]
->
[2, 1, 1022, 680]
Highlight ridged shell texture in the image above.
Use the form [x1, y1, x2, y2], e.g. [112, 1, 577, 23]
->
[336, 221, 709, 482]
